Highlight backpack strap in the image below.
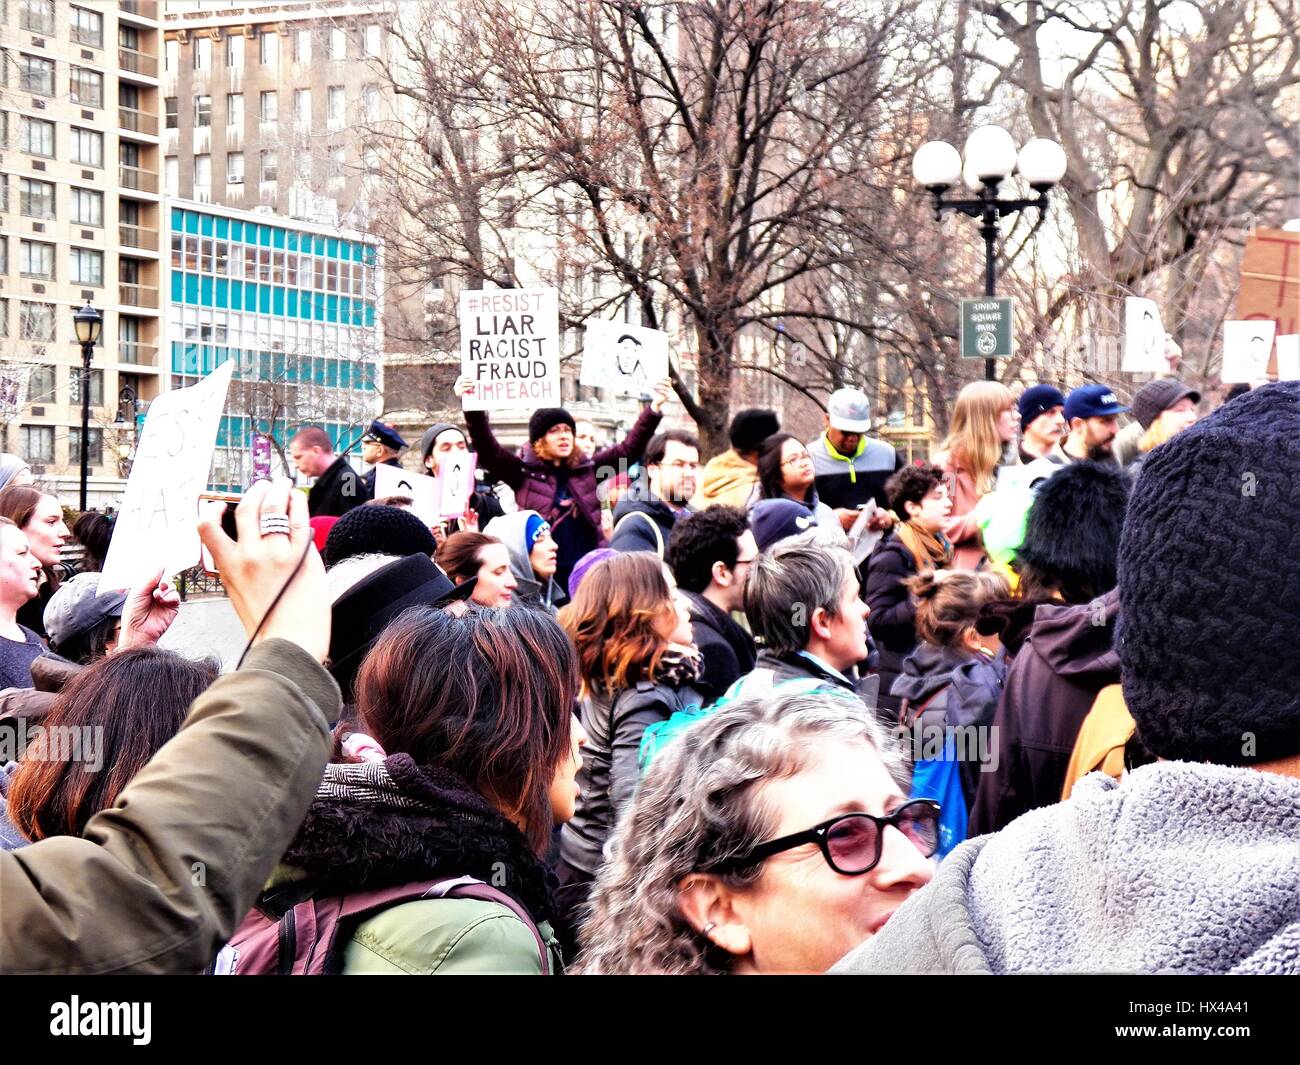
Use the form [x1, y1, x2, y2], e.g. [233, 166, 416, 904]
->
[613, 510, 664, 556]
[898, 683, 950, 731]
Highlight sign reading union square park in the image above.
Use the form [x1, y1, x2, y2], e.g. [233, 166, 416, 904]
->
[960, 297, 1014, 359]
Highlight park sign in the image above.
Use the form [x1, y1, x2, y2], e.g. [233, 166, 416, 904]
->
[458, 286, 561, 412]
[960, 297, 1014, 359]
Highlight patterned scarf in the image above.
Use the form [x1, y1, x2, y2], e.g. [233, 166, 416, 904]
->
[894, 520, 955, 573]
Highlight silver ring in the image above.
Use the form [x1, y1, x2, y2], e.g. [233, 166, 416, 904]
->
[701, 922, 716, 936]
[259, 514, 292, 537]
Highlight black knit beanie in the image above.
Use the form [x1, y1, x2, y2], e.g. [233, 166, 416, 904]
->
[528, 407, 576, 442]
[1117, 382, 1300, 765]
[1013, 461, 1129, 603]
[322, 505, 437, 568]
[729, 409, 781, 452]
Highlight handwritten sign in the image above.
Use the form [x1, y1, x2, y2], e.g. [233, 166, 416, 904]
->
[459, 287, 560, 412]
[1221, 320, 1276, 384]
[579, 320, 670, 396]
[1275, 335, 1300, 381]
[1122, 297, 1167, 373]
[98, 361, 235, 592]
[374, 463, 439, 527]
[437, 450, 475, 518]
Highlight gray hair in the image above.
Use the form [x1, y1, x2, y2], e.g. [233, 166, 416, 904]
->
[327, 553, 402, 603]
[743, 539, 855, 656]
[574, 691, 899, 975]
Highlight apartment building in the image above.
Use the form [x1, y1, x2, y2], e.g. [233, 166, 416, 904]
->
[0, 0, 164, 507]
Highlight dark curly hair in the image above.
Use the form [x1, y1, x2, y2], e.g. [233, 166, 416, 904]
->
[885, 461, 946, 515]
[665, 505, 749, 594]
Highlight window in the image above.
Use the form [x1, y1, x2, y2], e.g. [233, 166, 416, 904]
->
[70, 6, 104, 48]
[227, 33, 244, 67]
[20, 241, 55, 280]
[259, 90, 278, 123]
[70, 370, 104, 406]
[165, 156, 179, 195]
[70, 127, 103, 166]
[121, 141, 140, 168]
[194, 154, 212, 189]
[260, 29, 278, 65]
[21, 427, 54, 464]
[70, 67, 104, 108]
[119, 25, 141, 51]
[20, 55, 56, 97]
[20, 0, 55, 36]
[194, 36, 212, 70]
[0, 239, 6, 276]
[166, 96, 179, 128]
[330, 145, 345, 182]
[295, 29, 311, 63]
[260, 149, 277, 183]
[20, 117, 55, 157]
[71, 248, 104, 286]
[295, 88, 311, 127]
[27, 366, 55, 402]
[19, 178, 55, 220]
[20, 302, 55, 341]
[165, 40, 179, 72]
[227, 151, 244, 184]
[363, 84, 381, 122]
[70, 429, 103, 466]
[71, 187, 103, 226]
[365, 25, 382, 56]
[330, 28, 346, 60]
[195, 94, 212, 127]
[327, 86, 344, 130]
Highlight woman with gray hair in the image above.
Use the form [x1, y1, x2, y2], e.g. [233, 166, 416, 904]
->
[574, 691, 938, 974]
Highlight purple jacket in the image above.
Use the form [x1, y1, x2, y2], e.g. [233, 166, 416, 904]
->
[465, 406, 663, 542]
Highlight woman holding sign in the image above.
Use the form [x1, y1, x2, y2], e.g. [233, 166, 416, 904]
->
[455, 375, 672, 592]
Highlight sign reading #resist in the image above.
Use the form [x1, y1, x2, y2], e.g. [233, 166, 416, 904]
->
[459, 287, 561, 412]
[960, 297, 1014, 359]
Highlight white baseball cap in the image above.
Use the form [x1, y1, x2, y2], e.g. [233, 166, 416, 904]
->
[828, 387, 872, 433]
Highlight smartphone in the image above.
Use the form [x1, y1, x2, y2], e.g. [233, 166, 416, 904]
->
[198, 492, 244, 575]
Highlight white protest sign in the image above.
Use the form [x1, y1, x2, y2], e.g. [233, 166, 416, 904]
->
[1275, 335, 1300, 381]
[98, 361, 235, 592]
[579, 320, 670, 396]
[459, 287, 560, 411]
[1221, 320, 1276, 383]
[374, 463, 439, 527]
[1122, 297, 1167, 373]
[436, 450, 475, 518]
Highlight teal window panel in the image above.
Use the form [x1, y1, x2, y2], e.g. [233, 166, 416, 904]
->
[300, 289, 312, 320]
[216, 217, 229, 239]
[258, 353, 273, 379]
[287, 231, 298, 252]
[182, 344, 200, 374]
[200, 213, 214, 237]
[200, 275, 214, 306]
[326, 238, 338, 259]
[314, 236, 326, 255]
[170, 271, 183, 302]
[272, 353, 285, 379]
[354, 242, 364, 262]
[259, 224, 271, 246]
[258, 285, 271, 314]
[229, 279, 242, 308]
[364, 245, 376, 266]
[171, 207, 184, 231]
[339, 361, 352, 388]
[245, 283, 258, 312]
[364, 304, 376, 327]
[215, 278, 229, 307]
[230, 220, 243, 242]
[272, 286, 285, 316]
[200, 346, 213, 374]
[170, 341, 184, 373]
[273, 227, 286, 249]
[185, 210, 199, 234]
[326, 359, 338, 387]
[286, 289, 298, 317]
[339, 296, 351, 323]
[184, 273, 199, 303]
[215, 346, 230, 368]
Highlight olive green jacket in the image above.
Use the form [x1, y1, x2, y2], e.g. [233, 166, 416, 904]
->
[0, 639, 338, 974]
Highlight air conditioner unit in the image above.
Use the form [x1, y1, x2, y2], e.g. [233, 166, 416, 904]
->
[252, 205, 274, 216]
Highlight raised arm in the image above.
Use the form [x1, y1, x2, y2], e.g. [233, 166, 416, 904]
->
[593, 379, 671, 469]
[456, 377, 525, 490]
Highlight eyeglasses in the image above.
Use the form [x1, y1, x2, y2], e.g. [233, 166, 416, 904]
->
[711, 800, 940, 876]
[781, 453, 813, 468]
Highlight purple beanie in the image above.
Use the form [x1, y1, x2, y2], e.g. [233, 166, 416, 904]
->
[568, 547, 618, 600]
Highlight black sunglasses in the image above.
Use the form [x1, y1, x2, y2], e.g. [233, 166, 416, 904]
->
[712, 799, 941, 876]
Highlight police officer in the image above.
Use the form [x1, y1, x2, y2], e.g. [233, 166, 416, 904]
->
[360, 419, 408, 499]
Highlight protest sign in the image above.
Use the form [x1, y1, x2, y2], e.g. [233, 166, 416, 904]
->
[1275, 335, 1300, 381]
[1221, 320, 1276, 383]
[1122, 297, 1167, 373]
[436, 450, 475, 518]
[1236, 228, 1299, 339]
[251, 433, 273, 482]
[459, 287, 560, 412]
[374, 463, 439, 527]
[98, 361, 235, 593]
[579, 320, 670, 395]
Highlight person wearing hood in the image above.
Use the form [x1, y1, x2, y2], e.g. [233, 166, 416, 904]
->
[483, 511, 565, 612]
[359, 420, 408, 500]
[610, 429, 700, 556]
[694, 409, 780, 510]
[419, 421, 505, 534]
[0, 455, 34, 495]
[835, 383, 1300, 975]
[753, 434, 839, 531]
[455, 375, 670, 589]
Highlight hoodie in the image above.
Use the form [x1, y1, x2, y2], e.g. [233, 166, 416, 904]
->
[968, 589, 1120, 836]
[610, 480, 686, 555]
[832, 761, 1300, 974]
[694, 448, 758, 510]
[483, 511, 566, 612]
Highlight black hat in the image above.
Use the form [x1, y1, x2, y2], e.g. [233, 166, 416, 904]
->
[749, 499, 817, 552]
[729, 409, 781, 452]
[528, 408, 576, 442]
[363, 419, 407, 451]
[1017, 384, 1066, 432]
[420, 422, 464, 466]
[1130, 378, 1200, 430]
[1013, 461, 1129, 603]
[1117, 382, 1300, 765]
[328, 553, 476, 702]
[322, 504, 437, 568]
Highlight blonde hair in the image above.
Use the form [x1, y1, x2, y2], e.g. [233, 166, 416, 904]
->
[1137, 415, 1179, 455]
[940, 381, 1014, 494]
[904, 568, 1010, 649]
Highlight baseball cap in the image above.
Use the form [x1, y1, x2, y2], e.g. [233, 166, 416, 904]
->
[1130, 378, 1200, 430]
[1063, 384, 1129, 421]
[827, 388, 871, 433]
[1017, 384, 1066, 431]
[44, 572, 127, 650]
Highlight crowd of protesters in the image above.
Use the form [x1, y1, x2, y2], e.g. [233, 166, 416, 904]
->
[0, 362, 1297, 978]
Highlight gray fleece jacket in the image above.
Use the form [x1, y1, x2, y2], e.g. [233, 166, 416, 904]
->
[832, 761, 1300, 975]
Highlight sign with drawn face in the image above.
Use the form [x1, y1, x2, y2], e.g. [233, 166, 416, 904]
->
[1276, 335, 1300, 381]
[98, 361, 235, 592]
[579, 320, 670, 396]
[1122, 297, 1168, 373]
[374, 463, 439, 526]
[1221, 320, 1277, 383]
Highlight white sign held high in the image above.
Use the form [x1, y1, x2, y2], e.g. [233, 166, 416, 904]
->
[98, 361, 235, 593]
[1275, 335, 1300, 381]
[1221, 320, 1276, 383]
[374, 463, 440, 527]
[1122, 297, 1168, 373]
[579, 320, 670, 396]
[459, 287, 560, 412]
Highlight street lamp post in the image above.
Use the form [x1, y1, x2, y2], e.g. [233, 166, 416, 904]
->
[72, 302, 103, 511]
[912, 127, 1067, 381]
